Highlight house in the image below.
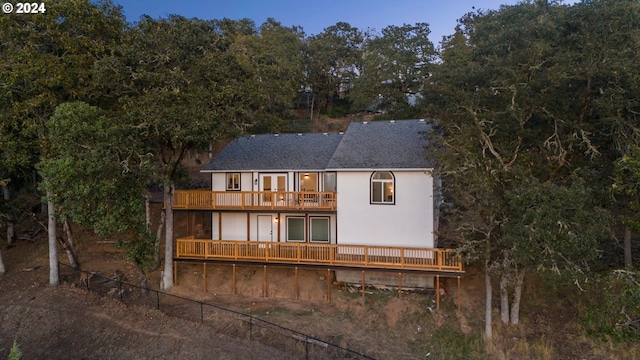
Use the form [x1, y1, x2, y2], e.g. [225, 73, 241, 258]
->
[173, 119, 463, 294]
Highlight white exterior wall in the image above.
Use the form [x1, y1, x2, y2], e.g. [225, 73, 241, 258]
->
[336, 170, 434, 248]
[211, 211, 337, 243]
[210, 172, 254, 191]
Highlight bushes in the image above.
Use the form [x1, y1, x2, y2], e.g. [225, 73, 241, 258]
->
[581, 270, 640, 342]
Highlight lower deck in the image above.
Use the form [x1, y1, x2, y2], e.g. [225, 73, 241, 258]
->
[176, 237, 464, 276]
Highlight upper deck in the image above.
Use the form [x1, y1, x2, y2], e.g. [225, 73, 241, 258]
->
[173, 190, 337, 211]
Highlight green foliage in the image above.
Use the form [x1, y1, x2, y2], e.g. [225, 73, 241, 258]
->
[304, 22, 366, 117]
[613, 147, 640, 231]
[581, 270, 640, 342]
[501, 179, 611, 274]
[422, 325, 484, 360]
[37, 102, 156, 270]
[427, 0, 638, 272]
[351, 23, 435, 116]
[8, 340, 21, 360]
[0, 0, 125, 192]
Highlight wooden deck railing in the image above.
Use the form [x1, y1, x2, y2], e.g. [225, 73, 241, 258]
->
[176, 237, 464, 273]
[173, 190, 337, 211]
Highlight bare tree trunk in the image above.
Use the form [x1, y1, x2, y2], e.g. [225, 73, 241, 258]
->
[624, 226, 633, 268]
[0, 249, 5, 274]
[47, 197, 59, 286]
[310, 93, 315, 122]
[153, 209, 165, 270]
[485, 270, 493, 340]
[510, 269, 525, 325]
[2, 184, 14, 246]
[62, 219, 79, 269]
[136, 266, 148, 296]
[161, 184, 174, 290]
[500, 273, 509, 324]
[145, 196, 151, 227]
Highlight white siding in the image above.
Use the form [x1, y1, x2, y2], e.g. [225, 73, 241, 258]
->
[211, 212, 337, 243]
[336, 170, 434, 248]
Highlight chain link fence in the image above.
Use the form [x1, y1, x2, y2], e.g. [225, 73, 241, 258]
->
[59, 262, 374, 360]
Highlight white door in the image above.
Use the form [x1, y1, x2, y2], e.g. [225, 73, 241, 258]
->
[259, 173, 287, 205]
[257, 215, 273, 242]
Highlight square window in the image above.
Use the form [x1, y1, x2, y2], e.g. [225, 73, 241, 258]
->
[287, 217, 305, 242]
[226, 173, 240, 191]
[310, 217, 329, 243]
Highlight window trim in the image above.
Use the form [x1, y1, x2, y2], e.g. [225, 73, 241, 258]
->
[309, 216, 330, 243]
[370, 171, 395, 205]
[226, 172, 241, 191]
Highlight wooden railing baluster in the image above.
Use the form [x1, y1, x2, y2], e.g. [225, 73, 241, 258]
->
[174, 238, 463, 274]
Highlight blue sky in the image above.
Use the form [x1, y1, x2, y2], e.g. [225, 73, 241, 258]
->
[112, 0, 575, 46]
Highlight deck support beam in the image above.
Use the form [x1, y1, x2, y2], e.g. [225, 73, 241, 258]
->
[232, 264, 236, 294]
[174, 261, 177, 286]
[436, 275, 440, 310]
[361, 271, 365, 299]
[263, 265, 268, 298]
[203, 263, 207, 292]
[457, 276, 461, 312]
[294, 267, 299, 299]
[398, 273, 402, 300]
[326, 268, 331, 303]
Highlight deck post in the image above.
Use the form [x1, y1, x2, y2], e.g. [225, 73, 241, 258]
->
[232, 264, 236, 295]
[398, 273, 402, 300]
[294, 267, 299, 299]
[327, 268, 331, 303]
[263, 265, 268, 298]
[203, 263, 207, 292]
[457, 276, 461, 312]
[174, 261, 177, 286]
[436, 275, 440, 310]
[361, 271, 365, 299]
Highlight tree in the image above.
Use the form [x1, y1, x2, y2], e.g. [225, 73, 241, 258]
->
[427, 0, 638, 338]
[38, 102, 156, 289]
[304, 22, 366, 121]
[351, 23, 435, 117]
[99, 16, 245, 290]
[0, 0, 126, 284]
[228, 18, 305, 132]
[613, 147, 640, 268]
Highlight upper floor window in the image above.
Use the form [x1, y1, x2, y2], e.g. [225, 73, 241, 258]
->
[226, 173, 240, 191]
[371, 171, 394, 204]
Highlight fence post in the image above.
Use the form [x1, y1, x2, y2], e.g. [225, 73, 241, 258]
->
[305, 335, 309, 360]
[156, 290, 160, 310]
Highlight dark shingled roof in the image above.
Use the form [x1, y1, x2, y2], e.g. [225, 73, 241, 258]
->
[202, 119, 432, 172]
[202, 132, 344, 171]
[327, 120, 432, 169]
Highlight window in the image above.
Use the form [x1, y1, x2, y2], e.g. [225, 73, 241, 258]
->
[323, 172, 336, 192]
[226, 173, 240, 191]
[299, 172, 318, 191]
[310, 217, 330, 243]
[286, 217, 305, 242]
[371, 171, 394, 204]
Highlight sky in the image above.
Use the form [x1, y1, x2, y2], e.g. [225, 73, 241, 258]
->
[111, 0, 562, 46]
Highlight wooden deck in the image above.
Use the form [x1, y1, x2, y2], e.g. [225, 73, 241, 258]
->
[176, 237, 464, 274]
[173, 190, 337, 211]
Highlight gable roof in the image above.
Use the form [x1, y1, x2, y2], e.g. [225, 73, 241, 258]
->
[202, 132, 343, 171]
[202, 119, 432, 172]
[327, 120, 432, 170]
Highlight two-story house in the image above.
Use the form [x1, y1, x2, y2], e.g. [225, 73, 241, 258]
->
[173, 119, 462, 293]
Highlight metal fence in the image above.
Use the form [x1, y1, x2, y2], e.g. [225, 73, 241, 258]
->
[59, 262, 374, 360]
